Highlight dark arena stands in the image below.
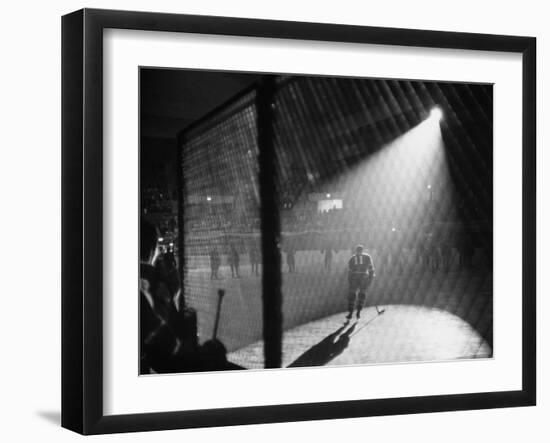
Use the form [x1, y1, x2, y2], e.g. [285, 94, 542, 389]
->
[140, 72, 493, 373]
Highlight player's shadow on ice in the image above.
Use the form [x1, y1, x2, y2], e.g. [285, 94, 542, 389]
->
[287, 322, 357, 368]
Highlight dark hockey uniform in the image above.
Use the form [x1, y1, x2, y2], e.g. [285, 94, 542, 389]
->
[347, 251, 375, 318]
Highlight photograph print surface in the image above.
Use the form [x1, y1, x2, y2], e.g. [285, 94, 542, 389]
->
[139, 69, 493, 375]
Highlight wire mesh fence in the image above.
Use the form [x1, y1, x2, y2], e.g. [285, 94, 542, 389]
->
[172, 74, 492, 371]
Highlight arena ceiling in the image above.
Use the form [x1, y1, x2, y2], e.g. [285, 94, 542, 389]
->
[140, 68, 260, 139]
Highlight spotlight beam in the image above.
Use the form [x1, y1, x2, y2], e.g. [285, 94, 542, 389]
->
[430, 107, 443, 122]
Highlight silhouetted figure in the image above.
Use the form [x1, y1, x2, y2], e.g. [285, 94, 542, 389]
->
[347, 244, 375, 319]
[228, 243, 240, 278]
[286, 246, 296, 273]
[199, 339, 243, 371]
[155, 249, 180, 298]
[389, 228, 406, 274]
[140, 220, 198, 374]
[249, 244, 260, 276]
[321, 244, 336, 270]
[199, 289, 244, 371]
[209, 246, 221, 279]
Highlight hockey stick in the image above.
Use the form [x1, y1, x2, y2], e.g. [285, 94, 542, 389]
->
[368, 274, 384, 315]
[212, 289, 225, 340]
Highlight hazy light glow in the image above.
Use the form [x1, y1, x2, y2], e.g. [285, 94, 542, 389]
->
[430, 107, 443, 122]
[319, 114, 455, 241]
[206, 196, 212, 202]
[318, 199, 343, 213]
[228, 306, 492, 368]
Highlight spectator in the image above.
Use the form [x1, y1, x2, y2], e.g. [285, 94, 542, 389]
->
[321, 244, 336, 270]
[209, 246, 221, 279]
[140, 220, 198, 374]
[286, 246, 296, 273]
[249, 243, 260, 276]
[228, 243, 240, 278]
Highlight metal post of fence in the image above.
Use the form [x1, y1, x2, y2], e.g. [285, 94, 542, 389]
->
[257, 76, 282, 369]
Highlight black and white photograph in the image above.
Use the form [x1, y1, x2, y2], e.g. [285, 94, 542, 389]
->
[0, 0, 545, 439]
[139, 69, 493, 375]
[54, 3, 538, 437]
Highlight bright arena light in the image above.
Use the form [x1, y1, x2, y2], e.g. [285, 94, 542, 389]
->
[326, 193, 331, 198]
[430, 107, 443, 122]
[206, 196, 212, 202]
[318, 108, 454, 239]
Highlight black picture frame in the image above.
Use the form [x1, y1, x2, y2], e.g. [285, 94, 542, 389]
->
[61, 8, 536, 435]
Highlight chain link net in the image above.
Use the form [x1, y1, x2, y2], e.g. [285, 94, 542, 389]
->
[174, 75, 492, 370]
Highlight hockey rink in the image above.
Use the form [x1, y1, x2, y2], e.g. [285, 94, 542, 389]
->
[184, 249, 492, 369]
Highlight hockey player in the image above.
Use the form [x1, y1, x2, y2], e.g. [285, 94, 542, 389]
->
[249, 243, 260, 276]
[228, 243, 240, 278]
[321, 243, 336, 270]
[209, 246, 221, 280]
[286, 246, 296, 273]
[347, 244, 375, 319]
